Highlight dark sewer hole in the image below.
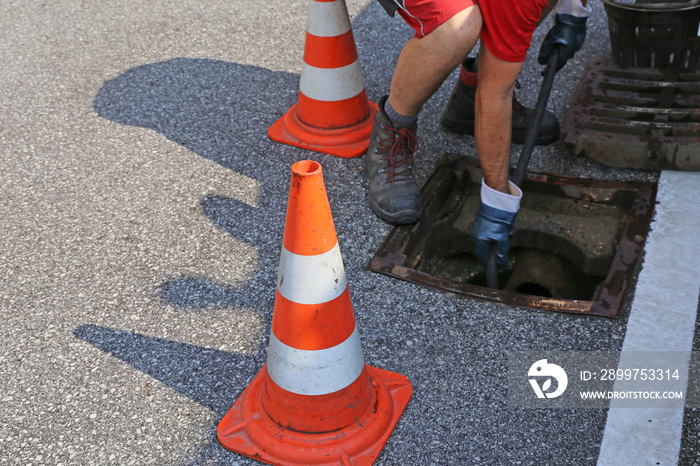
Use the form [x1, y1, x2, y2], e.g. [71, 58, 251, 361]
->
[432, 247, 606, 301]
[367, 153, 656, 317]
[516, 283, 553, 298]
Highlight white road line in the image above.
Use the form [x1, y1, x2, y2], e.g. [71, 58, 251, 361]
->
[598, 171, 700, 465]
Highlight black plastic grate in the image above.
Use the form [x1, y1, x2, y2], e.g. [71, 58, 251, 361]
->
[562, 57, 700, 170]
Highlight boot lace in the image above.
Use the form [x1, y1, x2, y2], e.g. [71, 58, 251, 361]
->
[375, 126, 417, 185]
[512, 80, 522, 103]
[512, 80, 527, 115]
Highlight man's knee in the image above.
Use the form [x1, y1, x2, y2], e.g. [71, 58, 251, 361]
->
[432, 6, 482, 42]
[421, 6, 482, 64]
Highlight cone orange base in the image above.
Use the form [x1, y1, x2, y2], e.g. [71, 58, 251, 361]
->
[217, 364, 412, 465]
[268, 102, 378, 159]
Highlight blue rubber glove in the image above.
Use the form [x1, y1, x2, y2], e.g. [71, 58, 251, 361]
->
[538, 14, 588, 72]
[472, 203, 517, 269]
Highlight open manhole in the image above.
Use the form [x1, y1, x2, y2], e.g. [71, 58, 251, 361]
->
[367, 153, 657, 318]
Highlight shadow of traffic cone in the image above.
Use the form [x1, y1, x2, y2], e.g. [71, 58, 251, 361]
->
[218, 160, 412, 465]
[268, 0, 378, 159]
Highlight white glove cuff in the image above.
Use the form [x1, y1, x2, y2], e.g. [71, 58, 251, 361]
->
[557, 0, 592, 17]
[481, 179, 522, 213]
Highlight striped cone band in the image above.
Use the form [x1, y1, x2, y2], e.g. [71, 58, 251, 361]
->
[296, 89, 371, 130]
[305, 0, 352, 37]
[261, 365, 373, 433]
[295, 0, 370, 128]
[274, 242, 354, 350]
[267, 327, 365, 396]
[303, 33, 358, 69]
[269, 239, 363, 395]
[298, 63, 369, 128]
[272, 287, 356, 350]
[276, 241, 347, 305]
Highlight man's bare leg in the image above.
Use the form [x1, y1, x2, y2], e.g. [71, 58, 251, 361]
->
[389, 6, 482, 117]
[441, 0, 561, 145]
[365, 5, 483, 225]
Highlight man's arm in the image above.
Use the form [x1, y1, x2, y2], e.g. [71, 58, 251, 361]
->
[472, 47, 524, 268]
[474, 47, 523, 194]
[471, 0, 592, 269]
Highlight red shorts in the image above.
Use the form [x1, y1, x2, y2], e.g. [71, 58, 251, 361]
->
[396, 0, 549, 63]
[480, 0, 550, 62]
[395, 0, 477, 38]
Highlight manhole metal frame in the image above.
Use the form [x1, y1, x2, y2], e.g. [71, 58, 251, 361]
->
[367, 153, 657, 318]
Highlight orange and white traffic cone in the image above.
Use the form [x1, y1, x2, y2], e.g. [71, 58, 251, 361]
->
[268, 0, 378, 159]
[217, 160, 412, 465]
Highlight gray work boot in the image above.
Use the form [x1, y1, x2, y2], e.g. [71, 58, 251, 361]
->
[440, 59, 560, 145]
[365, 96, 421, 225]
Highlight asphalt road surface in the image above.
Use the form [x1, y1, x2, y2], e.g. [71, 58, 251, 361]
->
[1, 1, 698, 465]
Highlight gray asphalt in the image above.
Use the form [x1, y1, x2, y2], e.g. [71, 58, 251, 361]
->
[1, 1, 697, 465]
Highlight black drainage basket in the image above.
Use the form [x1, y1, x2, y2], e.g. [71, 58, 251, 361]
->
[603, 0, 700, 70]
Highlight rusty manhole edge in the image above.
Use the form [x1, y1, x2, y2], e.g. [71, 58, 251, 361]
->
[588, 181, 658, 318]
[366, 153, 658, 319]
[365, 152, 466, 263]
[373, 264, 597, 316]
